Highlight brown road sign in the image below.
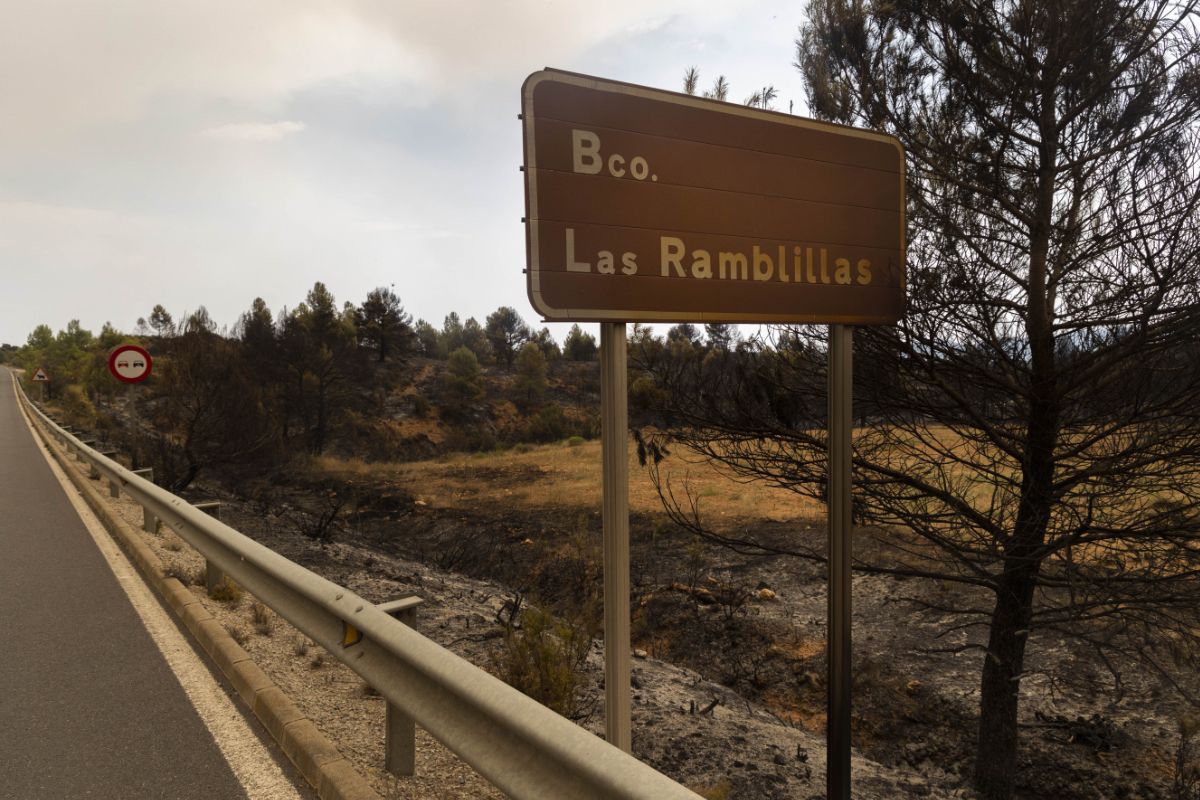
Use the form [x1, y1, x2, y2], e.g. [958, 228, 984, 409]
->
[521, 69, 906, 324]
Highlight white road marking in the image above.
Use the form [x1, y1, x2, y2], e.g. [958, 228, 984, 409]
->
[20, 406, 304, 800]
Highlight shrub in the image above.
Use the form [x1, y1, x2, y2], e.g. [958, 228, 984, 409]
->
[251, 601, 274, 636]
[491, 606, 594, 720]
[441, 346, 484, 420]
[210, 577, 243, 604]
[410, 393, 430, 418]
[444, 425, 498, 453]
[629, 375, 668, 412]
[528, 404, 569, 443]
[61, 384, 97, 429]
[690, 780, 732, 800]
[567, 435, 585, 447]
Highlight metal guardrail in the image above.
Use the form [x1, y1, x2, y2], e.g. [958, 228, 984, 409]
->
[14, 376, 702, 800]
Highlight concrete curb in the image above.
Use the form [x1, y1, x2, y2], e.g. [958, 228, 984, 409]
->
[25, 409, 382, 800]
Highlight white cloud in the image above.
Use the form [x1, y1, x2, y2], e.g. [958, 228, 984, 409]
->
[200, 121, 307, 142]
[0, 1, 759, 149]
[0, 0, 810, 345]
[0, 2, 428, 149]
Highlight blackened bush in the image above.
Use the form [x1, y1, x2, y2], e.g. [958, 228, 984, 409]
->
[528, 404, 568, 443]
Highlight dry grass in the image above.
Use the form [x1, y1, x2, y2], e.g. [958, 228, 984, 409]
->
[311, 435, 824, 525]
[251, 601, 274, 636]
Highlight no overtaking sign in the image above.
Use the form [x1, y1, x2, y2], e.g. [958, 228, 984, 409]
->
[108, 344, 152, 384]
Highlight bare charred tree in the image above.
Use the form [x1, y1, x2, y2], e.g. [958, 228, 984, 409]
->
[638, 3, 1200, 798]
[156, 310, 273, 491]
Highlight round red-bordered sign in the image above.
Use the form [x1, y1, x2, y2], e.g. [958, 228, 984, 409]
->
[108, 344, 153, 384]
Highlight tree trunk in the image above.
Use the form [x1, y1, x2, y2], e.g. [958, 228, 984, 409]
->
[313, 379, 328, 455]
[974, 74, 1062, 799]
[974, 335, 1058, 798]
[974, 332, 1059, 797]
[974, 559, 1039, 799]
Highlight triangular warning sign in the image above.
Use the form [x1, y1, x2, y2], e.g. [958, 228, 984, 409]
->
[32, 368, 50, 382]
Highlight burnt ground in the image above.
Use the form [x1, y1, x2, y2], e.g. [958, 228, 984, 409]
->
[176, 467, 1197, 800]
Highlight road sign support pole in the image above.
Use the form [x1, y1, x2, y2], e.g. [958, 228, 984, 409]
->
[600, 322, 631, 752]
[828, 324, 853, 800]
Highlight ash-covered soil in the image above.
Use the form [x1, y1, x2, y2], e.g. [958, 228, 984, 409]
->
[163, 472, 1193, 800]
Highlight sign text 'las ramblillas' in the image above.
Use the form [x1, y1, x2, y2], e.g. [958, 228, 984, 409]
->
[521, 69, 906, 324]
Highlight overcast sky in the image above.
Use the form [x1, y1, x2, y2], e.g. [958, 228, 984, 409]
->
[0, 1, 810, 346]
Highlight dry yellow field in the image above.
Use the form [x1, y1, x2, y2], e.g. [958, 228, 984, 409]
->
[314, 436, 826, 524]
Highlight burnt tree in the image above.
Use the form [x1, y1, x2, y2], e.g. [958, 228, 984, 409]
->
[638, 3, 1200, 798]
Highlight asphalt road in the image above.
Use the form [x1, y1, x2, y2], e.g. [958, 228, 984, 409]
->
[0, 373, 251, 799]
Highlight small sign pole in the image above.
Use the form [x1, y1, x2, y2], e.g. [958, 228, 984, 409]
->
[827, 324, 854, 800]
[600, 321, 631, 752]
[31, 368, 50, 401]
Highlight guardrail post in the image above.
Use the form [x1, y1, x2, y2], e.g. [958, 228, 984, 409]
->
[378, 594, 424, 777]
[94, 450, 119, 483]
[132, 468, 157, 531]
[196, 502, 225, 594]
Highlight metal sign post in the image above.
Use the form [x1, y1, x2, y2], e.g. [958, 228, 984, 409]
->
[600, 321, 632, 751]
[827, 324, 854, 800]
